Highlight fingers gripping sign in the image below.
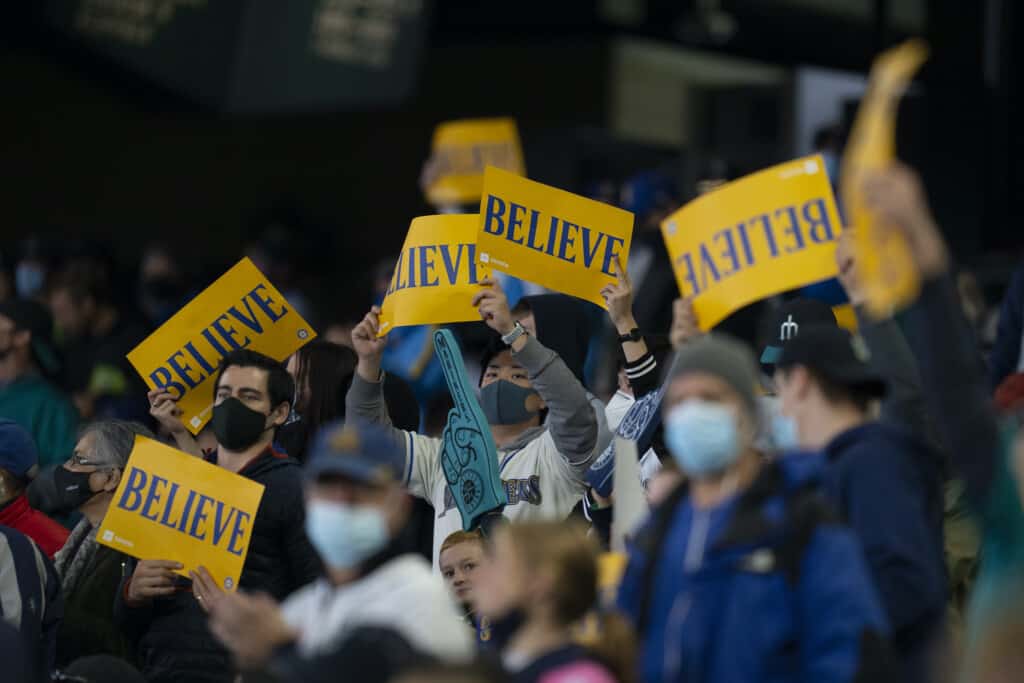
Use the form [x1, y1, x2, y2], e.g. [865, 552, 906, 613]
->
[433, 329, 508, 531]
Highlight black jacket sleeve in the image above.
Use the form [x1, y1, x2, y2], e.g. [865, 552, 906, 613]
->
[989, 265, 1024, 390]
[905, 276, 1001, 505]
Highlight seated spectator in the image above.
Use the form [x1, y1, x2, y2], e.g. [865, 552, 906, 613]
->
[50, 420, 154, 666]
[114, 350, 322, 683]
[0, 524, 62, 682]
[0, 419, 68, 557]
[474, 521, 629, 683]
[205, 421, 473, 683]
[618, 335, 895, 683]
[0, 299, 78, 467]
[438, 530, 485, 629]
[48, 260, 149, 422]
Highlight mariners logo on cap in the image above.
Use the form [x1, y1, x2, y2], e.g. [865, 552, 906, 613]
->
[779, 314, 799, 341]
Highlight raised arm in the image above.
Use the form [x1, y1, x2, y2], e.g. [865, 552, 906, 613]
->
[864, 164, 999, 505]
[603, 256, 660, 398]
[474, 278, 602, 470]
[345, 306, 398, 430]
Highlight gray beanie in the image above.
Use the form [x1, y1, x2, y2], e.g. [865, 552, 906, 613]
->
[667, 334, 760, 418]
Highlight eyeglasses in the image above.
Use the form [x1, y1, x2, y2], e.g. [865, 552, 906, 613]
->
[67, 454, 115, 469]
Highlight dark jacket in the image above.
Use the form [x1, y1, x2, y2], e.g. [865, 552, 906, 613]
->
[113, 448, 322, 683]
[821, 421, 947, 682]
[0, 524, 63, 683]
[57, 544, 132, 666]
[989, 264, 1024, 390]
[618, 456, 892, 683]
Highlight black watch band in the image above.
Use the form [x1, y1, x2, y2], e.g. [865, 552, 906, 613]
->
[618, 327, 643, 343]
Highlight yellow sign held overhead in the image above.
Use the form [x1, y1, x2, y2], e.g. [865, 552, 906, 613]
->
[660, 155, 842, 330]
[426, 118, 526, 206]
[97, 436, 265, 592]
[127, 258, 315, 435]
[477, 166, 634, 309]
[378, 215, 491, 335]
[841, 39, 929, 317]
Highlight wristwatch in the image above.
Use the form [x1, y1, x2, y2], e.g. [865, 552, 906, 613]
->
[502, 321, 528, 346]
[618, 327, 643, 343]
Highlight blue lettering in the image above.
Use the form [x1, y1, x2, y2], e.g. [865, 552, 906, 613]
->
[483, 195, 506, 236]
[149, 367, 185, 400]
[177, 490, 197, 533]
[189, 494, 213, 540]
[439, 244, 463, 285]
[167, 351, 204, 390]
[754, 214, 779, 258]
[544, 216, 559, 256]
[116, 468, 147, 512]
[601, 236, 626, 277]
[579, 227, 607, 269]
[248, 284, 288, 322]
[201, 329, 229, 360]
[802, 198, 836, 243]
[774, 205, 805, 254]
[679, 252, 700, 296]
[211, 315, 249, 351]
[557, 221, 578, 263]
[712, 229, 740, 277]
[506, 203, 526, 245]
[418, 245, 440, 287]
[467, 244, 481, 284]
[227, 510, 251, 556]
[211, 500, 236, 547]
[139, 474, 168, 522]
[736, 222, 756, 266]
[406, 247, 416, 288]
[525, 209, 545, 252]
[184, 342, 215, 375]
[228, 297, 265, 335]
[159, 482, 181, 528]
[698, 244, 721, 290]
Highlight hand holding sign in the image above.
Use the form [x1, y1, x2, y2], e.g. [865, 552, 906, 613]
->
[126, 560, 183, 606]
[191, 565, 227, 614]
[352, 306, 387, 373]
[472, 277, 515, 336]
[601, 256, 637, 335]
[670, 298, 702, 350]
[149, 388, 187, 436]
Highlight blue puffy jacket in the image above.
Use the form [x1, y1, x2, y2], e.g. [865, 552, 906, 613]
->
[618, 455, 893, 683]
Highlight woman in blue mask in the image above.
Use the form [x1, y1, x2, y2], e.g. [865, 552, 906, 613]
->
[617, 334, 895, 683]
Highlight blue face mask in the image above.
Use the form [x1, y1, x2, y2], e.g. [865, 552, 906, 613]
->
[479, 379, 540, 426]
[664, 401, 741, 478]
[760, 395, 800, 452]
[305, 500, 389, 570]
[15, 263, 45, 299]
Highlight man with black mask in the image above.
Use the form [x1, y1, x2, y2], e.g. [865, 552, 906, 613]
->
[113, 349, 322, 683]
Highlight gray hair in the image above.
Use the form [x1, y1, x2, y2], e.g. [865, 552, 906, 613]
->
[79, 420, 155, 469]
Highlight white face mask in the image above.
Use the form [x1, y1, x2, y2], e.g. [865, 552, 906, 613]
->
[605, 391, 636, 432]
[304, 500, 389, 570]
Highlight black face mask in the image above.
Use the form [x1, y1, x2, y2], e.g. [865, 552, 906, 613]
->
[52, 467, 99, 513]
[212, 397, 272, 452]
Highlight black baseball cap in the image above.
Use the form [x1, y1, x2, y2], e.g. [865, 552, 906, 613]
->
[776, 324, 887, 398]
[0, 299, 61, 376]
[759, 298, 838, 365]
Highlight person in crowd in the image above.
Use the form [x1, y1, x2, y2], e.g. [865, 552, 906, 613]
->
[13, 238, 52, 302]
[348, 277, 608, 567]
[439, 530, 485, 622]
[859, 162, 1024, 680]
[0, 523, 62, 682]
[280, 339, 358, 462]
[137, 242, 188, 329]
[114, 349, 322, 683]
[204, 420, 473, 683]
[0, 419, 68, 557]
[47, 260, 148, 422]
[54, 655, 148, 683]
[46, 420, 154, 666]
[773, 325, 948, 682]
[988, 262, 1024, 391]
[0, 299, 78, 467]
[618, 334, 894, 683]
[473, 521, 630, 683]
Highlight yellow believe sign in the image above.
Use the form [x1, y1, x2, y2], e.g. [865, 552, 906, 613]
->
[841, 39, 928, 317]
[127, 258, 315, 435]
[378, 215, 490, 335]
[661, 155, 842, 330]
[97, 436, 265, 592]
[425, 118, 526, 206]
[477, 166, 635, 309]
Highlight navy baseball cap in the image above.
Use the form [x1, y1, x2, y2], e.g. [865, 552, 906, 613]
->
[306, 420, 405, 486]
[776, 325, 887, 398]
[759, 298, 838, 365]
[0, 419, 39, 478]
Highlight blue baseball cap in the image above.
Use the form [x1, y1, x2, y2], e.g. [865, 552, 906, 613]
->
[0, 419, 39, 478]
[305, 420, 405, 486]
